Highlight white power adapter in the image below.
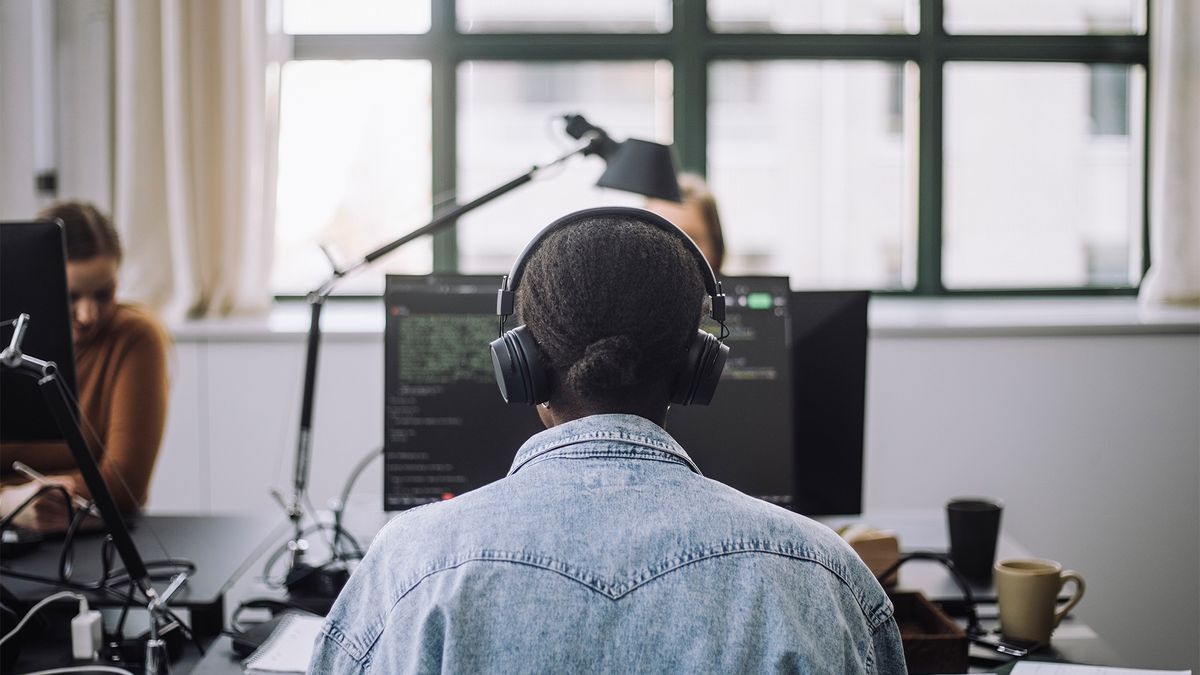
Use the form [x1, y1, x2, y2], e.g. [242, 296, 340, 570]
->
[70, 597, 103, 660]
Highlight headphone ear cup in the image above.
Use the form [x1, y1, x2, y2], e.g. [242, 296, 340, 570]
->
[670, 330, 729, 406]
[489, 325, 550, 405]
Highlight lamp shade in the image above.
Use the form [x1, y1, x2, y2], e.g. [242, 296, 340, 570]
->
[596, 138, 682, 203]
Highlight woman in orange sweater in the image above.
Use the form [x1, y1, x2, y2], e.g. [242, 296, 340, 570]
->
[0, 201, 171, 531]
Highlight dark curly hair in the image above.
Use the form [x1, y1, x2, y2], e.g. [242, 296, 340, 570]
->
[515, 214, 707, 412]
[37, 200, 123, 263]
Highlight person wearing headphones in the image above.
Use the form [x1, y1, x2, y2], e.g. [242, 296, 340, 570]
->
[309, 207, 904, 673]
[0, 201, 170, 532]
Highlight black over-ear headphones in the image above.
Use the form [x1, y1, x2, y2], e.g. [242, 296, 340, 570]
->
[489, 206, 729, 407]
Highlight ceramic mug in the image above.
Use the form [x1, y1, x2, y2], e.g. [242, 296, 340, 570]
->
[995, 558, 1086, 644]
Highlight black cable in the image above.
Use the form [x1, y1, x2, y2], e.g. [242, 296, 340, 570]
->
[161, 605, 205, 656]
[876, 551, 984, 637]
[260, 522, 363, 588]
[332, 447, 381, 558]
[337, 527, 364, 559]
[0, 563, 206, 658]
[54, 531, 115, 591]
[114, 580, 136, 637]
[57, 499, 92, 582]
[0, 486, 119, 593]
[0, 567, 134, 604]
[104, 558, 196, 587]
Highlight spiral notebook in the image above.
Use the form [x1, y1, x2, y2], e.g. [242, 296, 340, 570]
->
[242, 612, 324, 674]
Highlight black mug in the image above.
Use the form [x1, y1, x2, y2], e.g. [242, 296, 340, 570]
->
[946, 497, 1003, 582]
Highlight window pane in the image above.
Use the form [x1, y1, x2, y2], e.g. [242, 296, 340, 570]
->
[944, 0, 1145, 34]
[283, 0, 430, 34]
[457, 61, 673, 273]
[273, 61, 432, 295]
[458, 0, 670, 33]
[709, 0, 917, 33]
[943, 63, 1145, 289]
[708, 61, 918, 289]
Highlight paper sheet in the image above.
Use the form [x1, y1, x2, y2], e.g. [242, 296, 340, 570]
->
[1012, 663, 1191, 675]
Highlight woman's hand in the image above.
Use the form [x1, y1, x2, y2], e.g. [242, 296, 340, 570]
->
[0, 476, 79, 532]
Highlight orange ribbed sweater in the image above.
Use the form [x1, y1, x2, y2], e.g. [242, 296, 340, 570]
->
[1, 304, 170, 512]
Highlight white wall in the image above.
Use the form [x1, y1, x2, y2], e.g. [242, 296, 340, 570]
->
[864, 333, 1200, 671]
[0, 0, 40, 217]
[147, 317, 1200, 671]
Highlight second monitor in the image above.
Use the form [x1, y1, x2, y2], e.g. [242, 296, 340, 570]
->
[383, 275, 796, 511]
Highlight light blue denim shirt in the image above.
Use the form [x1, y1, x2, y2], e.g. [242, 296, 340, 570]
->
[309, 414, 905, 674]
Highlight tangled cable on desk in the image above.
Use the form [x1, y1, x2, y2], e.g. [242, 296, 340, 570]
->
[0, 489, 204, 658]
[259, 522, 364, 590]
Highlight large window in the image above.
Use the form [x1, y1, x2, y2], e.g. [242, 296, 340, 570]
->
[274, 0, 1149, 295]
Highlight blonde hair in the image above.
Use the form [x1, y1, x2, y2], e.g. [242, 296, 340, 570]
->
[677, 173, 725, 273]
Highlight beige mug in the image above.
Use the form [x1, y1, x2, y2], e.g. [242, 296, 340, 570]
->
[995, 558, 1085, 644]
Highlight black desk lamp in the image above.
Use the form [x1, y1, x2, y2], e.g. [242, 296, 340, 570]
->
[278, 114, 681, 598]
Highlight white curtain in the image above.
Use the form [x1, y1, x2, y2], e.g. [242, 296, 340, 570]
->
[1140, 0, 1200, 306]
[114, 0, 279, 318]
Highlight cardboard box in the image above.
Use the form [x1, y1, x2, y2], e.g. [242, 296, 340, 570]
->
[842, 526, 901, 587]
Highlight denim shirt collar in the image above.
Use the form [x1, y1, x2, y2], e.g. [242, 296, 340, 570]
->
[508, 413, 702, 477]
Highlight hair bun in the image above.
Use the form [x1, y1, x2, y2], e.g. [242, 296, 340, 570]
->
[565, 335, 640, 399]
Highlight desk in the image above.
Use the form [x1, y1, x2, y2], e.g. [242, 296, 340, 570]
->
[2, 510, 1124, 674]
[824, 511, 1127, 672]
[0, 514, 277, 672]
[822, 510, 1037, 605]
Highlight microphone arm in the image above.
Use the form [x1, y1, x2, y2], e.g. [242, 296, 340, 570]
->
[281, 135, 605, 590]
[2, 315, 184, 672]
[0, 313, 33, 370]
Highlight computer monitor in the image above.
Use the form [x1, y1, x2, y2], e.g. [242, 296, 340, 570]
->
[666, 277, 795, 507]
[0, 221, 79, 442]
[788, 291, 869, 516]
[383, 275, 800, 511]
[383, 276, 543, 510]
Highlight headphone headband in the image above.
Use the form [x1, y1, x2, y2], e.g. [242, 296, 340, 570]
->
[496, 206, 725, 324]
[489, 205, 731, 406]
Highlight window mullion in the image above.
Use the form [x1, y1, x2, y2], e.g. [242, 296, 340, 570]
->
[672, 0, 707, 174]
[916, 0, 945, 295]
[431, 0, 458, 272]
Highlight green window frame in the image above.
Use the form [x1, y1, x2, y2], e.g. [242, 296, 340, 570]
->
[288, 0, 1151, 296]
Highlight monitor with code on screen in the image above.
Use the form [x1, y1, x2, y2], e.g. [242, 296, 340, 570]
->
[383, 275, 864, 515]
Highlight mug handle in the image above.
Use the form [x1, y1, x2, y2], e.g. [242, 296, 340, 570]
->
[1052, 570, 1086, 627]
